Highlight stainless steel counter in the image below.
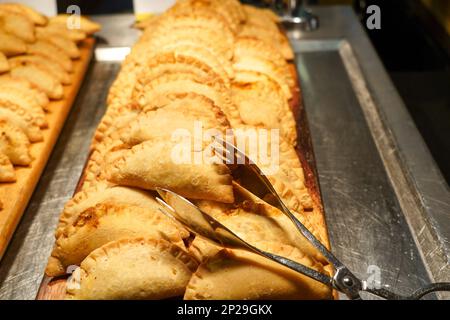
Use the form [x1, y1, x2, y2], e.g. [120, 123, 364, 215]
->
[0, 7, 448, 300]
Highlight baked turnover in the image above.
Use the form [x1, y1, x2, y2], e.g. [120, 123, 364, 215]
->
[45, 0, 332, 300]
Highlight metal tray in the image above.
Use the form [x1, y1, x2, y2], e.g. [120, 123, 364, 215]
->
[0, 7, 448, 299]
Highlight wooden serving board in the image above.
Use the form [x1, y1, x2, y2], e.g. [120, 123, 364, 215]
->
[0, 37, 95, 260]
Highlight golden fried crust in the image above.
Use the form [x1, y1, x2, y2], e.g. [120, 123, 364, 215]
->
[48, 15, 101, 35]
[0, 119, 31, 166]
[0, 3, 48, 25]
[46, 203, 189, 277]
[9, 54, 72, 85]
[35, 30, 80, 59]
[0, 75, 49, 109]
[231, 73, 297, 144]
[122, 92, 230, 148]
[0, 10, 35, 43]
[27, 40, 73, 73]
[66, 238, 198, 300]
[56, 183, 162, 238]
[0, 52, 8, 73]
[184, 242, 332, 300]
[0, 98, 42, 142]
[0, 31, 27, 56]
[10, 63, 63, 100]
[0, 151, 15, 182]
[238, 24, 294, 60]
[36, 25, 87, 42]
[105, 137, 234, 203]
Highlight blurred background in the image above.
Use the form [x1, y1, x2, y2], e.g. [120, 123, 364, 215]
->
[20, 0, 450, 184]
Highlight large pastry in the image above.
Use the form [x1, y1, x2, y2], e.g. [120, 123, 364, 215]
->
[45, 0, 332, 300]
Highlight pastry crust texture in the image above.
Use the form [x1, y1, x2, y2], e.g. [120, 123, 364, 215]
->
[43, 1, 332, 300]
[66, 238, 198, 300]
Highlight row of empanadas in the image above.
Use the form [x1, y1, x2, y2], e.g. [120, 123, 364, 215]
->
[47, 0, 331, 300]
[0, 5, 100, 183]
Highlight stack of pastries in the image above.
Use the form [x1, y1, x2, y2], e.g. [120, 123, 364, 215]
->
[0, 3, 100, 186]
[46, 0, 333, 300]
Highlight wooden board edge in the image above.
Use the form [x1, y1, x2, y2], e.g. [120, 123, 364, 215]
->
[0, 37, 96, 260]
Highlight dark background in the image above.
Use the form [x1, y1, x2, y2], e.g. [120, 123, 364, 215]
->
[57, 0, 450, 185]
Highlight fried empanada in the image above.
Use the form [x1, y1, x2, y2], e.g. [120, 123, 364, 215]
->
[36, 25, 87, 42]
[27, 40, 73, 73]
[184, 242, 332, 300]
[144, 26, 234, 61]
[121, 93, 230, 147]
[0, 151, 15, 182]
[150, 13, 234, 51]
[0, 85, 47, 128]
[35, 30, 80, 59]
[0, 98, 42, 142]
[0, 10, 35, 42]
[0, 31, 27, 56]
[168, 0, 244, 33]
[106, 138, 234, 204]
[145, 49, 230, 88]
[195, 182, 324, 263]
[9, 54, 72, 85]
[233, 55, 292, 99]
[243, 4, 279, 23]
[0, 75, 49, 109]
[150, 42, 233, 79]
[0, 119, 31, 165]
[235, 37, 295, 88]
[47, 203, 189, 277]
[0, 3, 47, 25]
[10, 63, 63, 99]
[238, 24, 294, 61]
[232, 73, 297, 144]
[66, 238, 198, 300]
[133, 74, 240, 125]
[0, 52, 8, 73]
[56, 182, 162, 235]
[49, 14, 101, 35]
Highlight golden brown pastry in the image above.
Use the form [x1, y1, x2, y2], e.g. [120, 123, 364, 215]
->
[195, 183, 325, 264]
[0, 3, 47, 26]
[27, 40, 73, 73]
[0, 85, 47, 128]
[0, 75, 49, 109]
[10, 63, 63, 99]
[0, 98, 42, 142]
[35, 30, 80, 59]
[184, 242, 332, 300]
[232, 74, 297, 144]
[133, 74, 240, 125]
[0, 151, 15, 182]
[0, 10, 35, 43]
[46, 203, 189, 277]
[0, 52, 8, 73]
[142, 26, 234, 62]
[66, 238, 198, 300]
[9, 54, 72, 85]
[238, 24, 294, 61]
[0, 119, 31, 165]
[56, 183, 163, 237]
[121, 93, 230, 147]
[105, 137, 234, 203]
[233, 55, 292, 100]
[0, 31, 27, 56]
[36, 25, 87, 42]
[168, 0, 245, 33]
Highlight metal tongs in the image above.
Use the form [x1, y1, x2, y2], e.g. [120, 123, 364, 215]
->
[156, 137, 450, 300]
